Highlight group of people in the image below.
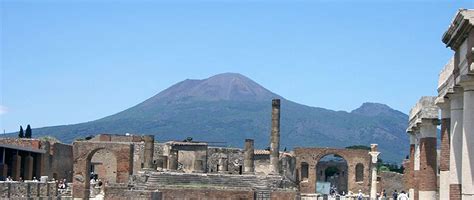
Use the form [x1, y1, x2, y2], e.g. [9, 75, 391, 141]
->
[361, 189, 409, 200]
[3, 176, 40, 182]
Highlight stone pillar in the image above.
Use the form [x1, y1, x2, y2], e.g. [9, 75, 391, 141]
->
[407, 133, 416, 198]
[449, 90, 463, 200]
[12, 153, 21, 181]
[437, 99, 451, 200]
[418, 119, 438, 199]
[270, 99, 280, 174]
[168, 149, 178, 170]
[40, 141, 51, 177]
[218, 157, 228, 173]
[369, 144, 380, 200]
[0, 164, 7, 178]
[142, 135, 155, 169]
[244, 139, 255, 173]
[461, 81, 474, 199]
[24, 155, 34, 180]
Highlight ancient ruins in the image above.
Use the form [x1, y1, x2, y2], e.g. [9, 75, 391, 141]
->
[0, 8, 473, 200]
[404, 9, 474, 200]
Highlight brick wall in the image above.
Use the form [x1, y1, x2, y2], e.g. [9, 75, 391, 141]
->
[439, 119, 450, 171]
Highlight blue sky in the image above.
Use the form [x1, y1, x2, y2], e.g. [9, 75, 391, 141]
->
[1, 0, 473, 132]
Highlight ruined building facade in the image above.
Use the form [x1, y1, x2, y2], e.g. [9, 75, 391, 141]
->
[406, 9, 474, 200]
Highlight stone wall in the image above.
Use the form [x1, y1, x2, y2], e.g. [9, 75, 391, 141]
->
[208, 147, 244, 174]
[159, 188, 255, 199]
[50, 142, 73, 181]
[0, 181, 59, 199]
[104, 184, 162, 200]
[379, 171, 404, 195]
[294, 148, 371, 194]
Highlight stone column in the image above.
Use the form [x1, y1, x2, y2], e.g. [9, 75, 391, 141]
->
[449, 90, 463, 200]
[418, 119, 438, 199]
[12, 153, 21, 181]
[24, 154, 34, 180]
[437, 99, 451, 200]
[0, 164, 7, 178]
[461, 81, 474, 199]
[168, 149, 178, 170]
[40, 141, 51, 177]
[369, 144, 380, 200]
[244, 139, 255, 173]
[142, 135, 155, 170]
[270, 99, 281, 174]
[407, 133, 416, 198]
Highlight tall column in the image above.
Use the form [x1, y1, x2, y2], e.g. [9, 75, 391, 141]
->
[142, 135, 155, 170]
[449, 90, 463, 200]
[407, 133, 416, 198]
[168, 149, 178, 170]
[369, 144, 380, 200]
[461, 81, 474, 199]
[437, 100, 451, 200]
[244, 139, 255, 173]
[270, 99, 281, 174]
[24, 154, 34, 180]
[11, 153, 21, 181]
[418, 119, 438, 199]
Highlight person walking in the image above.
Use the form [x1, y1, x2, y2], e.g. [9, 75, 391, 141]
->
[397, 191, 409, 200]
[392, 190, 399, 200]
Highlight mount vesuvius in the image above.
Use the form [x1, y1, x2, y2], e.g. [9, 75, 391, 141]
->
[12, 73, 409, 162]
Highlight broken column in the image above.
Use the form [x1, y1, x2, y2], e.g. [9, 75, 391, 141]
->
[270, 99, 280, 174]
[369, 144, 380, 200]
[244, 139, 255, 173]
[142, 135, 155, 169]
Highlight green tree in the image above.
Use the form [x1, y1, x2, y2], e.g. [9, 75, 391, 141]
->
[18, 126, 24, 138]
[25, 124, 32, 138]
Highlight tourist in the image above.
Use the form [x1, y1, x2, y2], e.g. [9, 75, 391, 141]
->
[5, 176, 12, 182]
[392, 190, 398, 199]
[382, 189, 387, 198]
[357, 189, 364, 200]
[397, 191, 409, 200]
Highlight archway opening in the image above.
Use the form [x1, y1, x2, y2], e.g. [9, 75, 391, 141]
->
[89, 149, 117, 184]
[316, 154, 348, 195]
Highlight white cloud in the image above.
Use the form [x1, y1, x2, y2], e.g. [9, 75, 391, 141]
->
[0, 105, 7, 115]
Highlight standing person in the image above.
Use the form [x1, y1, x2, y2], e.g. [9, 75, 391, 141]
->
[357, 189, 364, 200]
[393, 190, 399, 200]
[397, 191, 409, 200]
[382, 189, 387, 199]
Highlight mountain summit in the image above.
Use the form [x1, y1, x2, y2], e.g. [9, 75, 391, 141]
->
[23, 73, 409, 162]
[143, 73, 280, 104]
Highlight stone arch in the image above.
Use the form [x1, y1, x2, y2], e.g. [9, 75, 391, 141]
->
[355, 163, 364, 182]
[90, 148, 118, 183]
[315, 154, 349, 194]
[72, 141, 133, 199]
[294, 147, 372, 194]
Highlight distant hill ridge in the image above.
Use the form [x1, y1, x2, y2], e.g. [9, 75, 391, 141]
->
[10, 73, 409, 162]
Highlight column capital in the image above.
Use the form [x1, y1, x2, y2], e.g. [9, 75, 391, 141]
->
[369, 152, 380, 163]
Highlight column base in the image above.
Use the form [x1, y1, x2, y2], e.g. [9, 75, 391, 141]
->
[419, 191, 436, 200]
[450, 184, 462, 200]
[439, 171, 450, 200]
[409, 189, 415, 200]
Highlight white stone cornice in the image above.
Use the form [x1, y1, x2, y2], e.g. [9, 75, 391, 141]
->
[460, 75, 474, 91]
[442, 9, 474, 50]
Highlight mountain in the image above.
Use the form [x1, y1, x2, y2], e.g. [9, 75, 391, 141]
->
[10, 73, 409, 162]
